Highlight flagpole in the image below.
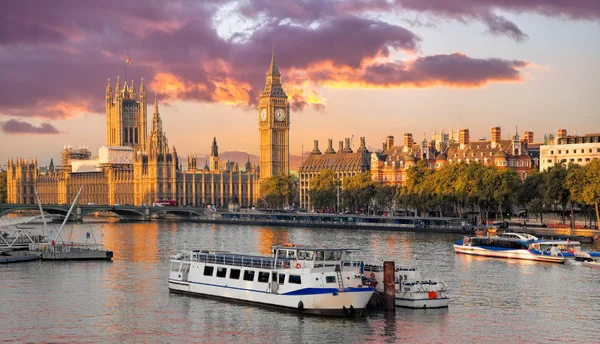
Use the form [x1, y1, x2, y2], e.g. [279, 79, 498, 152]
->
[124, 51, 127, 83]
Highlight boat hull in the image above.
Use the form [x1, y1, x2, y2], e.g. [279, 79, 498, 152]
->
[454, 244, 565, 263]
[168, 279, 373, 316]
[395, 296, 449, 309]
[0, 254, 41, 264]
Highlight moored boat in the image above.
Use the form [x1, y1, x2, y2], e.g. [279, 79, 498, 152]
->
[454, 235, 566, 263]
[168, 244, 374, 316]
[363, 264, 449, 309]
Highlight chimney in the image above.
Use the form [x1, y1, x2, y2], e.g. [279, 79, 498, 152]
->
[339, 141, 344, 153]
[459, 129, 470, 144]
[491, 127, 501, 143]
[312, 140, 321, 154]
[386, 135, 394, 151]
[357, 137, 367, 152]
[325, 139, 336, 154]
[404, 133, 413, 148]
[524, 131, 534, 144]
[382, 143, 386, 152]
[557, 129, 567, 138]
[344, 138, 352, 153]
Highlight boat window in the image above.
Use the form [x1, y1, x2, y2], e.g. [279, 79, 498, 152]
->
[243, 270, 255, 281]
[289, 275, 302, 284]
[230, 269, 241, 280]
[278, 273, 285, 284]
[203, 266, 214, 276]
[305, 251, 314, 260]
[334, 251, 342, 260]
[216, 267, 227, 278]
[170, 262, 181, 272]
[325, 276, 336, 284]
[325, 251, 335, 260]
[277, 249, 286, 258]
[287, 251, 295, 258]
[298, 251, 306, 260]
[315, 250, 324, 261]
[257, 272, 270, 283]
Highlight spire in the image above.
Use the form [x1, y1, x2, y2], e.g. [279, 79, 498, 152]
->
[154, 92, 158, 112]
[266, 43, 280, 76]
[211, 137, 218, 157]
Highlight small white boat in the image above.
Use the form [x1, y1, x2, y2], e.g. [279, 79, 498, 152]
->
[363, 264, 449, 309]
[582, 259, 600, 270]
[454, 235, 566, 263]
[168, 244, 374, 316]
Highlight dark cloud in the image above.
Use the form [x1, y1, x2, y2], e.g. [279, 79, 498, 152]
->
[0, 0, 562, 120]
[1, 119, 61, 135]
[240, 0, 600, 41]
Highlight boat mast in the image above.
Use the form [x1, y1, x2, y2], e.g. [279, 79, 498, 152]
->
[54, 186, 83, 243]
[34, 186, 47, 238]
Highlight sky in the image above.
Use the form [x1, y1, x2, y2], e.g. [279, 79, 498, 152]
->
[0, 0, 599, 168]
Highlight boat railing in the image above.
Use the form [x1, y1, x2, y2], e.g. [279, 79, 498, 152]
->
[191, 252, 294, 270]
[29, 242, 107, 252]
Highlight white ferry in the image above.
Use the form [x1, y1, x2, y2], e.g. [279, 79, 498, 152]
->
[168, 244, 375, 316]
[453, 234, 565, 263]
[363, 264, 449, 309]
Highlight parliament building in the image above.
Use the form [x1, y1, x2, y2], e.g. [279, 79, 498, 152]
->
[6, 53, 290, 207]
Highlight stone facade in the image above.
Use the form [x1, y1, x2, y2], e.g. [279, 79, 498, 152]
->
[299, 137, 370, 210]
[6, 54, 287, 207]
[540, 129, 600, 171]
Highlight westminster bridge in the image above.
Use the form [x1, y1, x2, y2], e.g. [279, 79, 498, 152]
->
[0, 203, 206, 222]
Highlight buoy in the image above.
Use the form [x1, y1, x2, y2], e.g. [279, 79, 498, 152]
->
[370, 272, 376, 279]
[295, 263, 301, 269]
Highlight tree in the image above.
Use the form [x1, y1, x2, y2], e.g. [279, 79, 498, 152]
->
[308, 169, 337, 212]
[0, 170, 6, 203]
[566, 164, 586, 227]
[373, 185, 396, 215]
[581, 160, 600, 228]
[404, 160, 433, 216]
[492, 168, 521, 221]
[342, 172, 377, 213]
[542, 164, 570, 224]
[259, 174, 298, 209]
[520, 170, 544, 223]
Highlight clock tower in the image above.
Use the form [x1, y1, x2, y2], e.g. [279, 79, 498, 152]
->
[258, 49, 290, 179]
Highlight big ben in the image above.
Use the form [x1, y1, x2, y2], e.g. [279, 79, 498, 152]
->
[258, 49, 290, 179]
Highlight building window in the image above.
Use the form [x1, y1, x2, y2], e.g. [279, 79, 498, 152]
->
[589, 149, 592, 153]
[577, 158, 583, 162]
[551, 150, 554, 154]
[586, 158, 591, 162]
[581, 149, 584, 153]
[570, 159, 575, 162]
[597, 148, 600, 153]
[558, 150, 561, 154]
[566, 150, 569, 154]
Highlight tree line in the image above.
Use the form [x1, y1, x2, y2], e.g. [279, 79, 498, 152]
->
[259, 160, 600, 227]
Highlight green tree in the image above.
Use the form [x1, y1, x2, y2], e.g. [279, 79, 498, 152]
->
[581, 160, 600, 228]
[308, 169, 337, 212]
[542, 164, 570, 224]
[342, 172, 377, 213]
[566, 164, 586, 227]
[259, 174, 298, 209]
[0, 170, 6, 203]
[492, 168, 522, 221]
[405, 160, 434, 216]
[520, 170, 544, 223]
[373, 185, 396, 215]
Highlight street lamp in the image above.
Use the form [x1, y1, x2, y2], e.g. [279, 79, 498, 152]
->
[336, 179, 341, 214]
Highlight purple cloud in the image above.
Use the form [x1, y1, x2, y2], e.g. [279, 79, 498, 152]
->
[1, 119, 61, 135]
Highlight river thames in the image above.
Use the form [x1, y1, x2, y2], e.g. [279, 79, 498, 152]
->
[2, 221, 599, 343]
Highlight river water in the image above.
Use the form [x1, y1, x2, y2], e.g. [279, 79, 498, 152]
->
[2, 221, 600, 343]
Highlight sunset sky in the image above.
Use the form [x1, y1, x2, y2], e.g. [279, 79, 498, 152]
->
[1, 0, 599, 168]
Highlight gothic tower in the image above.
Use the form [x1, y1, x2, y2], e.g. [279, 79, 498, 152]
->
[209, 137, 220, 171]
[258, 49, 290, 179]
[106, 76, 147, 149]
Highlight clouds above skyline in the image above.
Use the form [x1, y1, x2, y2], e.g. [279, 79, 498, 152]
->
[1, 119, 61, 135]
[0, 0, 597, 129]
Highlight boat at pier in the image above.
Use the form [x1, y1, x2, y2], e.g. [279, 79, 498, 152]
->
[362, 264, 449, 309]
[168, 244, 374, 316]
[454, 234, 566, 263]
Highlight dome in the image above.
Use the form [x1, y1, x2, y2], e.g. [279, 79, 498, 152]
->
[435, 153, 447, 161]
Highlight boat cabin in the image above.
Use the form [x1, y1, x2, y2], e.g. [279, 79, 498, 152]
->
[499, 233, 538, 241]
[529, 241, 581, 254]
[271, 244, 361, 269]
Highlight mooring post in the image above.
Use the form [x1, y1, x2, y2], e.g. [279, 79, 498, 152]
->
[383, 261, 396, 314]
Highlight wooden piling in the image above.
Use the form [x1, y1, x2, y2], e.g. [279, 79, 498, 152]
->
[383, 261, 395, 314]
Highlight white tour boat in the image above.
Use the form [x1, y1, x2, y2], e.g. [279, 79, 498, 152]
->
[168, 244, 374, 316]
[453, 235, 566, 263]
[362, 264, 449, 309]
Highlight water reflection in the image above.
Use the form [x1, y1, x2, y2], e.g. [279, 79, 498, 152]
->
[2, 222, 600, 343]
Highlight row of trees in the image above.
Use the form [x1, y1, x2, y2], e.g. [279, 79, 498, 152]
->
[252, 161, 600, 226]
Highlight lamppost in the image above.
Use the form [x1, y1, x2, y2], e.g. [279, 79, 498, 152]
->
[336, 179, 341, 213]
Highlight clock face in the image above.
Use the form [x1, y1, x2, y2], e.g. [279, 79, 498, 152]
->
[274, 108, 286, 121]
[260, 108, 267, 121]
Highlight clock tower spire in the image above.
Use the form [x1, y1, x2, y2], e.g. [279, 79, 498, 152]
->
[258, 47, 290, 179]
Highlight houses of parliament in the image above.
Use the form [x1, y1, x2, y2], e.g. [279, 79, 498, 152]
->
[6, 53, 291, 207]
